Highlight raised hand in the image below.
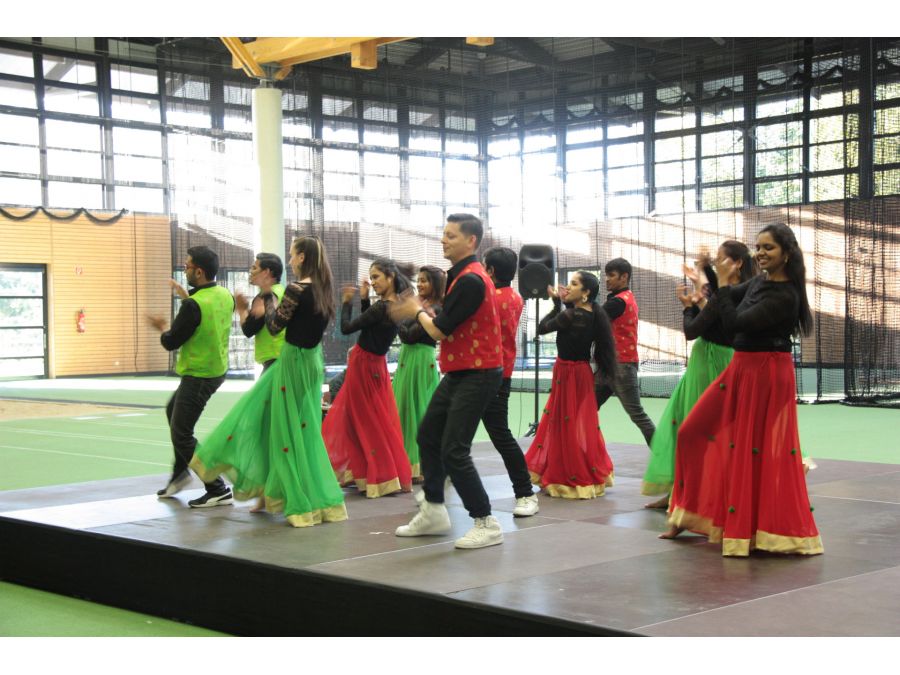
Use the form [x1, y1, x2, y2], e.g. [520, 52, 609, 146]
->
[169, 279, 189, 300]
[145, 313, 167, 332]
[682, 264, 700, 286]
[234, 292, 250, 314]
[386, 293, 423, 323]
[359, 278, 371, 298]
[341, 285, 357, 304]
[715, 256, 738, 286]
[676, 284, 695, 308]
[249, 296, 265, 319]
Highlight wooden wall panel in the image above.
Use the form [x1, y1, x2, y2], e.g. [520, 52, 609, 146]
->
[0, 209, 171, 377]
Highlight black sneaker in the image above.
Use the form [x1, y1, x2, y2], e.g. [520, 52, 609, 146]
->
[188, 489, 234, 508]
[157, 471, 191, 498]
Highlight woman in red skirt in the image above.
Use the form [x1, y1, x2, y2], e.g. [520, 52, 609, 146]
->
[663, 223, 823, 556]
[322, 258, 413, 498]
[525, 271, 618, 498]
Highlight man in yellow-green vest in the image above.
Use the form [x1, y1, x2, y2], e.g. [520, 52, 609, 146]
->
[147, 245, 235, 508]
[235, 252, 285, 371]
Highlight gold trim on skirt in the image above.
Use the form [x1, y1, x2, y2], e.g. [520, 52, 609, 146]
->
[285, 503, 349, 528]
[641, 480, 672, 496]
[669, 507, 824, 557]
[350, 476, 405, 498]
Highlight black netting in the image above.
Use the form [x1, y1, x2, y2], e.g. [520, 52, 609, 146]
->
[148, 37, 900, 405]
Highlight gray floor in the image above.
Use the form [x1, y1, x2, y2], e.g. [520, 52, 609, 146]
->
[2, 440, 899, 636]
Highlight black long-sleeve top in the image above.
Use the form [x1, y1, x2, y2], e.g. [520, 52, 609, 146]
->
[263, 281, 328, 348]
[241, 290, 277, 338]
[160, 282, 234, 351]
[601, 288, 627, 321]
[398, 303, 442, 347]
[538, 298, 595, 361]
[341, 297, 398, 356]
[682, 298, 731, 347]
[716, 275, 799, 352]
[432, 255, 485, 337]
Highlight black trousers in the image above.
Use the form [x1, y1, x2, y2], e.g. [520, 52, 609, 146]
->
[417, 367, 503, 519]
[165, 374, 226, 493]
[482, 377, 534, 499]
[594, 362, 656, 447]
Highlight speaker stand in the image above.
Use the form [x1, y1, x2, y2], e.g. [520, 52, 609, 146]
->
[525, 297, 541, 437]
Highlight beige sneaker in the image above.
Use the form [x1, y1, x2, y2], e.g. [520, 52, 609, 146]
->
[512, 494, 539, 517]
[454, 515, 503, 549]
[395, 500, 452, 537]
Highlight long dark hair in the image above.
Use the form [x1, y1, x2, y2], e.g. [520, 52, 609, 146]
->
[292, 236, 335, 322]
[576, 271, 618, 381]
[370, 258, 413, 297]
[418, 264, 447, 303]
[758, 223, 813, 337]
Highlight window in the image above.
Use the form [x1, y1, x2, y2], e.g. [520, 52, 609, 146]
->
[0, 265, 47, 378]
[42, 53, 97, 85]
[110, 63, 159, 94]
[112, 94, 161, 123]
[607, 138, 645, 218]
[755, 120, 803, 206]
[701, 129, 743, 209]
[565, 147, 603, 225]
[0, 47, 35, 77]
[654, 135, 696, 212]
[0, 114, 40, 175]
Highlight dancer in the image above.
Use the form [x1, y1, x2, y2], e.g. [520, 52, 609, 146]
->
[323, 258, 413, 498]
[188, 236, 347, 526]
[525, 271, 618, 498]
[663, 223, 823, 556]
[392, 213, 505, 549]
[481, 246, 539, 516]
[392, 265, 445, 481]
[235, 252, 286, 372]
[642, 241, 757, 508]
[146, 245, 234, 507]
[594, 258, 657, 447]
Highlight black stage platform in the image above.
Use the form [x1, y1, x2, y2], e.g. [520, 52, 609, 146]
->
[2, 440, 899, 636]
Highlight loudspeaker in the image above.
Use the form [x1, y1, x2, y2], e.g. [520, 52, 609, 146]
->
[518, 244, 555, 300]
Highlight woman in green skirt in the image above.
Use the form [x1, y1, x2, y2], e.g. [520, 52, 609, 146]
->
[642, 240, 757, 508]
[190, 236, 348, 527]
[392, 265, 445, 481]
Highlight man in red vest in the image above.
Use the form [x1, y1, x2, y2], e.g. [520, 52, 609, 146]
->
[392, 214, 505, 549]
[594, 257, 656, 447]
[482, 246, 538, 517]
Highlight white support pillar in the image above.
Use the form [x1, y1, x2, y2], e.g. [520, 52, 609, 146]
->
[252, 85, 284, 260]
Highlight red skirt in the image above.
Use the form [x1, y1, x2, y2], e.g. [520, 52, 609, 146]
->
[525, 358, 614, 498]
[668, 351, 823, 556]
[322, 345, 412, 497]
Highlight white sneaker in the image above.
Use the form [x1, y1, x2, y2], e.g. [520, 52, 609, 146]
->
[413, 476, 453, 505]
[512, 494, 539, 517]
[395, 501, 452, 537]
[156, 471, 191, 498]
[454, 515, 503, 549]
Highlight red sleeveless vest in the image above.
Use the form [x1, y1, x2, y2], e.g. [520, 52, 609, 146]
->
[611, 289, 639, 363]
[494, 285, 524, 378]
[438, 261, 503, 373]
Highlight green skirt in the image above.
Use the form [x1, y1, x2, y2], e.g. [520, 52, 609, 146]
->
[190, 343, 347, 527]
[642, 337, 734, 496]
[391, 343, 439, 479]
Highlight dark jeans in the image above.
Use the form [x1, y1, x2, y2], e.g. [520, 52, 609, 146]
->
[482, 377, 533, 499]
[594, 362, 656, 447]
[417, 367, 503, 519]
[165, 374, 226, 493]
